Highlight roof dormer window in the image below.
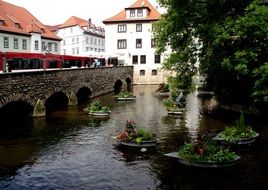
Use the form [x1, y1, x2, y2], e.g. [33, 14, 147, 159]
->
[0, 16, 5, 25]
[130, 9, 135, 17]
[137, 9, 143, 17]
[7, 14, 21, 28]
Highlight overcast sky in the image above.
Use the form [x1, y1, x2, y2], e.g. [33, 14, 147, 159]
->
[4, 0, 160, 26]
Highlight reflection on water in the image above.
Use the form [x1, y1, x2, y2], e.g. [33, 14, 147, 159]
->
[0, 85, 268, 190]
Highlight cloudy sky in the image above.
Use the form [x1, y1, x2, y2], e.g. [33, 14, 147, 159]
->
[4, 0, 161, 26]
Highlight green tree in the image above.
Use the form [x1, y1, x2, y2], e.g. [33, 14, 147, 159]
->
[154, 0, 268, 105]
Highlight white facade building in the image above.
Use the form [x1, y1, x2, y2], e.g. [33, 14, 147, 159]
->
[0, 0, 61, 54]
[57, 17, 105, 57]
[103, 0, 169, 84]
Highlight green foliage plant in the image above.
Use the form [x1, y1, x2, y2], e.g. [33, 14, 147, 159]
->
[162, 98, 176, 111]
[218, 112, 258, 142]
[154, 0, 268, 105]
[178, 139, 236, 163]
[87, 100, 111, 113]
[118, 91, 134, 98]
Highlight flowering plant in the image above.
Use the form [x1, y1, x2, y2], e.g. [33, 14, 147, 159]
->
[116, 120, 156, 144]
[178, 138, 236, 162]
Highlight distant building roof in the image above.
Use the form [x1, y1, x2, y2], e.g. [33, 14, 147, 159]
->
[0, 0, 61, 40]
[58, 16, 105, 37]
[45, 24, 61, 33]
[103, 0, 161, 24]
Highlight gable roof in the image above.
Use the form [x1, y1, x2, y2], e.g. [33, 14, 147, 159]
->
[103, 0, 161, 24]
[58, 16, 89, 29]
[0, 0, 61, 40]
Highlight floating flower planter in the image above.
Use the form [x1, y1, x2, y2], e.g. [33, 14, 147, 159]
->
[115, 120, 156, 148]
[164, 152, 240, 168]
[116, 91, 136, 101]
[212, 113, 259, 145]
[164, 139, 240, 168]
[163, 92, 186, 112]
[86, 100, 111, 117]
[88, 110, 111, 117]
[118, 140, 157, 148]
[167, 108, 185, 115]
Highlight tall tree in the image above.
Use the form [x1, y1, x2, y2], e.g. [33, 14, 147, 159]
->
[154, 0, 268, 105]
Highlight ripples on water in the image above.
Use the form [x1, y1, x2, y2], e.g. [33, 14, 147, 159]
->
[0, 85, 268, 190]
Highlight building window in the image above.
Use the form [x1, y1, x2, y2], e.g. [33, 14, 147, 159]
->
[72, 48, 75, 55]
[63, 40, 66, 46]
[76, 37, 79, 44]
[76, 47, 79, 54]
[151, 38, 156, 48]
[86, 37, 89, 44]
[152, 69, 158, 75]
[137, 9, 143, 17]
[136, 24, 142, 32]
[22, 39, 27, 50]
[140, 70, 145, 76]
[35, 40, 39, 50]
[41, 41, 45, 51]
[63, 49, 66, 55]
[94, 39, 97, 45]
[72, 38, 75, 44]
[98, 39, 101, 45]
[90, 37, 93, 44]
[140, 55, 146, 64]
[47, 42, 52, 51]
[55, 43, 58, 52]
[13, 38, 18, 49]
[130, 9, 135, 17]
[70, 27, 73, 33]
[136, 39, 142, 48]
[118, 24, 127, 33]
[132, 55, 138, 64]
[118, 39, 127, 49]
[4, 37, 9, 48]
[155, 54, 161, 64]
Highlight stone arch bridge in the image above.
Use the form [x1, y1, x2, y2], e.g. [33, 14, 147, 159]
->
[0, 66, 133, 117]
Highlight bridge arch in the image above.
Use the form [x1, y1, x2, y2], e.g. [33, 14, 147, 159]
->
[76, 86, 93, 103]
[0, 100, 34, 123]
[45, 91, 69, 114]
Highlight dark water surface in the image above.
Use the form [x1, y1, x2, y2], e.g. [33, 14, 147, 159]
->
[0, 85, 267, 190]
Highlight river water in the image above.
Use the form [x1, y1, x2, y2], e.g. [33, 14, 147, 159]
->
[0, 85, 268, 190]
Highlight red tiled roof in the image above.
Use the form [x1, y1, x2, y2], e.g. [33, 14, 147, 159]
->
[45, 24, 61, 33]
[59, 16, 103, 31]
[103, 0, 161, 24]
[0, 0, 61, 40]
[59, 16, 88, 29]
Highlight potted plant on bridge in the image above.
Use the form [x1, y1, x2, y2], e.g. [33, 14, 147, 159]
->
[164, 138, 240, 167]
[212, 112, 259, 145]
[87, 100, 111, 117]
[116, 91, 136, 101]
[116, 120, 156, 148]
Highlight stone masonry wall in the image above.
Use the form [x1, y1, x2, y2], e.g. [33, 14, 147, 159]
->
[0, 66, 133, 115]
